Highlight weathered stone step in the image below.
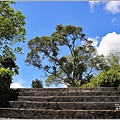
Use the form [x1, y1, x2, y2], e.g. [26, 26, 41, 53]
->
[15, 87, 120, 92]
[17, 96, 120, 102]
[9, 101, 119, 110]
[0, 108, 120, 119]
[18, 91, 120, 96]
[3, 88, 120, 119]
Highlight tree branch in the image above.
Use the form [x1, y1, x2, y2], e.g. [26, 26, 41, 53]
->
[41, 49, 73, 81]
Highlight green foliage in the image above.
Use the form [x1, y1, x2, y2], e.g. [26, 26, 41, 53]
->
[26, 24, 108, 87]
[82, 66, 120, 87]
[0, 2, 26, 106]
[0, 68, 14, 107]
[0, 68, 14, 77]
[0, 58, 19, 75]
[106, 53, 120, 68]
[31, 79, 43, 88]
[0, 1, 26, 60]
[82, 53, 120, 87]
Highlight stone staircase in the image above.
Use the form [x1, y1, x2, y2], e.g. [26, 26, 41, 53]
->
[0, 87, 120, 119]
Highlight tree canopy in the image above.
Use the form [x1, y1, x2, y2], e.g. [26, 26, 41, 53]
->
[82, 53, 120, 87]
[26, 24, 108, 87]
[0, 1, 26, 60]
[31, 78, 43, 88]
[0, 1, 26, 74]
[82, 66, 120, 87]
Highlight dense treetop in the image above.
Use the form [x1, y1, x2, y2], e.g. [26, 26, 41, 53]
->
[25, 24, 109, 87]
[0, 1, 26, 60]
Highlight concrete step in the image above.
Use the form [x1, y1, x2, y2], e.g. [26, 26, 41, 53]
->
[0, 108, 120, 119]
[17, 96, 120, 102]
[9, 101, 119, 110]
[15, 87, 120, 92]
[18, 91, 120, 96]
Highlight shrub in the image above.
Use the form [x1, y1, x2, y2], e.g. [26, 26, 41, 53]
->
[82, 67, 120, 87]
[0, 68, 14, 107]
[31, 79, 43, 88]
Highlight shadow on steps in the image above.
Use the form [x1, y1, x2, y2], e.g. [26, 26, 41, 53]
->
[0, 89, 19, 108]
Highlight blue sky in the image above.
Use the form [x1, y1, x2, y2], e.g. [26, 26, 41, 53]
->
[10, 1, 120, 88]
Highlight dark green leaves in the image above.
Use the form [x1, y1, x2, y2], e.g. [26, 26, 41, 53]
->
[31, 78, 43, 88]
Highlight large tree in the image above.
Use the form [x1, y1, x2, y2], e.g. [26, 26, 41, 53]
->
[0, 1, 26, 74]
[0, 1, 26, 60]
[25, 24, 108, 87]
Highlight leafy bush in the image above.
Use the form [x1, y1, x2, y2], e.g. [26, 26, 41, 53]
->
[82, 67, 120, 87]
[0, 68, 14, 107]
[31, 79, 43, 88]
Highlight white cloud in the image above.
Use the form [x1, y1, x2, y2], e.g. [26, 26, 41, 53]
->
[97, 32, 120, 56]
[89, 1, 120, 14]
[88, 36, 100, 47]
[17, 78, 26, 85]
[112, 18, 117, 25]
[105, 1, 120, 14]
[10, 78, 25, 88]
[89, 1, 100, 12]
[61, 84, 68, 88]
[112, 18, 120, 26]
[45, 83, 68, 88]
[10, 83, 24, 88]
